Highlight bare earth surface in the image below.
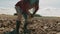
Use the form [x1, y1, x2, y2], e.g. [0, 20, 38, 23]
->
[0, 14, 60, 34]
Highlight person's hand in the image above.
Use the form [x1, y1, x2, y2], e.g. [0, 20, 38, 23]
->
[31, 14, 34, 18]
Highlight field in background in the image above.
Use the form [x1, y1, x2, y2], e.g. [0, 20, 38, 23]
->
[0, 14, 60, 34]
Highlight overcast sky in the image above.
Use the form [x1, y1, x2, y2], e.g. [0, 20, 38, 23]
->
[40, 0, 60, 8]
[0, 0, 60, 8]
[0, 0, 60, 16]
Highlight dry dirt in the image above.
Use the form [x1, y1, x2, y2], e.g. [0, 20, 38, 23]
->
[0, 14, 60, 34]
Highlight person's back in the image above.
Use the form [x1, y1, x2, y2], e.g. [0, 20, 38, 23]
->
[15, 0, 31, 14]
[15, 0, 39, 15]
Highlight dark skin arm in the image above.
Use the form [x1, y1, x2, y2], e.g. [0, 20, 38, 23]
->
[31, 0, 39, 17]
[33, 5, 39, 15]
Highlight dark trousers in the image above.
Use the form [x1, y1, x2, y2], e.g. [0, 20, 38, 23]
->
[15, 6, 30, 34]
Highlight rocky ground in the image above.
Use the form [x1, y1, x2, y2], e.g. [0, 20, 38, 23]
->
[0, 14, 60, 34]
